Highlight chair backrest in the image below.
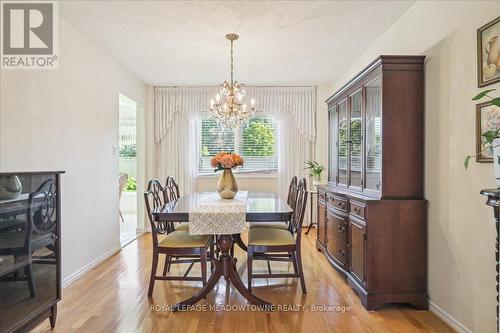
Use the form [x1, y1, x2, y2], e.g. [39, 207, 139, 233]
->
[26, 179, 57, 250]
[164, 176, 180, 202]
[144, 179, 169, 245]
[118, 173, 128, 200]
[289, 178, 308, 238]
[286, 176, 298, 207]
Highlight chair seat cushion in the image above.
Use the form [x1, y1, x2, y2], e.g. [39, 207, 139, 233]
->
[159, 230, 211, 248]
[249, 222, 288, 230]
[248, 227, 296, 247]
[175, 223, 189, 231]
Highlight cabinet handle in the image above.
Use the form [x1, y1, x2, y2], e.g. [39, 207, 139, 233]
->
[337, 249, 346, 257]
[337, 223, 346, 233]
[354, 207, 360, 214]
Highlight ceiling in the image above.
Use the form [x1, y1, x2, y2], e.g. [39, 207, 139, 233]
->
[60, 1, 414, 86]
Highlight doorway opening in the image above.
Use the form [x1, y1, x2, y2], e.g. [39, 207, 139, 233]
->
[119, 94, 140, 247]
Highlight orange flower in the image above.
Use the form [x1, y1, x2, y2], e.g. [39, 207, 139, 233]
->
[233, 154, 244, 166]
[210, 156, 220, 168]
[220, 155, 236, 169]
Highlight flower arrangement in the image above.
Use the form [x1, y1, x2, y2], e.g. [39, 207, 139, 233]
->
[210, 152, 244, 172]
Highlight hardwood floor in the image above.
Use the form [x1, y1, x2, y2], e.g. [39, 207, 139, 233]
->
[33, 230, 454, 333]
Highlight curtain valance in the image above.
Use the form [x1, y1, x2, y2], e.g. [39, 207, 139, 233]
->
[154, 86, 317, 143]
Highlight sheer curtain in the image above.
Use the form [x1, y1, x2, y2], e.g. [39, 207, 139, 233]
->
[277, 112, 314, 198]
[153, 86, 316, 197]
[154, 87, 217, 195]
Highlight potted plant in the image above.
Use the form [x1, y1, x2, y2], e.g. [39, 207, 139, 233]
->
[465, 89, 500, 187]
[210, 152, 244, 199]
[304, 160, 326, 187]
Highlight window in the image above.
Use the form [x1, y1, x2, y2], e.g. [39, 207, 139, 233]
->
[197, 116, 278, 175]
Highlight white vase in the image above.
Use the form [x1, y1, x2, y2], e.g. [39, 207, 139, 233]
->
[494, 138, 500, 188]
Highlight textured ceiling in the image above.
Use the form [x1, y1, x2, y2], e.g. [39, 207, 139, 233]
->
[60, 1, 414, 85]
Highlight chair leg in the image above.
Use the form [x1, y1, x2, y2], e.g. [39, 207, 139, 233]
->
[148, 252, 159, 297]
[295, 247, 307, 294]
[291, 251, 298, 274]
[25, 264, 35, 298]
[162, 255, 170, 276]
[201, 250, 207, 287]
[247, 246, 253, 292]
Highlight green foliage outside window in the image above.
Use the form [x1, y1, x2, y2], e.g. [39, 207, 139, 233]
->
[125, 176, 137, 192]
[242, 118, 275, 156]
[120, 144, 137, 157]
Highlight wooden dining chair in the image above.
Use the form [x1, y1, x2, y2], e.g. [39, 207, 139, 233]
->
[247, 177, 308, 294]
[144, 179, 214, 297]
[163, 176, 188, 232]
[248, 176, 298, 230]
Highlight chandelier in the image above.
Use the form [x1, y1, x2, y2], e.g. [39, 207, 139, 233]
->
[209, 33, 255, 128]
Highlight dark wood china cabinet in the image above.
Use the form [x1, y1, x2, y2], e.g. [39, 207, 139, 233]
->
[317, 55, 427, 310]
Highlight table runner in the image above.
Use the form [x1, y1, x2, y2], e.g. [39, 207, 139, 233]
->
[188, 191, 248, 235]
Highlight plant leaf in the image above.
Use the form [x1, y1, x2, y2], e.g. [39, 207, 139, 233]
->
[482, 129, 500, 144]
[472, 89, 496, 100]
[492, 98, 500, 107]
[464, 156, 471, 169]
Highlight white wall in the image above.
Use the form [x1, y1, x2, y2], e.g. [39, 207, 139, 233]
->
[326, 1, 500, 332]
[0, 18, 146, 282]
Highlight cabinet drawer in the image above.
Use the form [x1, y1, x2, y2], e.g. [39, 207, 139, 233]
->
[327, 194, 348, 212]
[327, 236, 347, 267]
[327, 210, 347, 241]
[350, 201, 365, 219]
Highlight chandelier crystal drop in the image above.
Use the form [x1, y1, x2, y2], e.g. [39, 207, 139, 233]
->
[209, 33, 255, 128]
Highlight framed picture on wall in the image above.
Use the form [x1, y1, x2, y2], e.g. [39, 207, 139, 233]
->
[476, 101, 500, 162]
[477, 16, 500, 87]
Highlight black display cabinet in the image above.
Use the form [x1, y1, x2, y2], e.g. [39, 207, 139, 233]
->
[0, 171, 64, 332]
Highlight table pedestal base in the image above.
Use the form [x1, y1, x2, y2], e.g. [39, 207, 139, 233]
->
[172, 234, 273, 311]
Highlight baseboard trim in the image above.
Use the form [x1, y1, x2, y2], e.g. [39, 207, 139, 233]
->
[62, 245, 121, 288]
[429, 300, 472, 333]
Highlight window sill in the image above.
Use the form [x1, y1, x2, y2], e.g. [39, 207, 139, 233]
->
[196, 171, 278, 180]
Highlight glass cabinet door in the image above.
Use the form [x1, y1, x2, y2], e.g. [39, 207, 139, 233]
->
[328, 106, 337, 183]
[337, 101, 348, 185]
[349, 91, 362, 188]
[0, 173, 60, 332]
[365, 78, 382, 192]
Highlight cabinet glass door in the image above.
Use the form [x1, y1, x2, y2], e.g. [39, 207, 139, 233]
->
[328, 106, 337, 183]
[0, 173, 59, 332]
[365, 78, 382, 192]
[337, 101, 348, 185]
[349, 91, 362, 188]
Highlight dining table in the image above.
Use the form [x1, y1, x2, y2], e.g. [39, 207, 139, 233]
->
[151, 191, 293, 311]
